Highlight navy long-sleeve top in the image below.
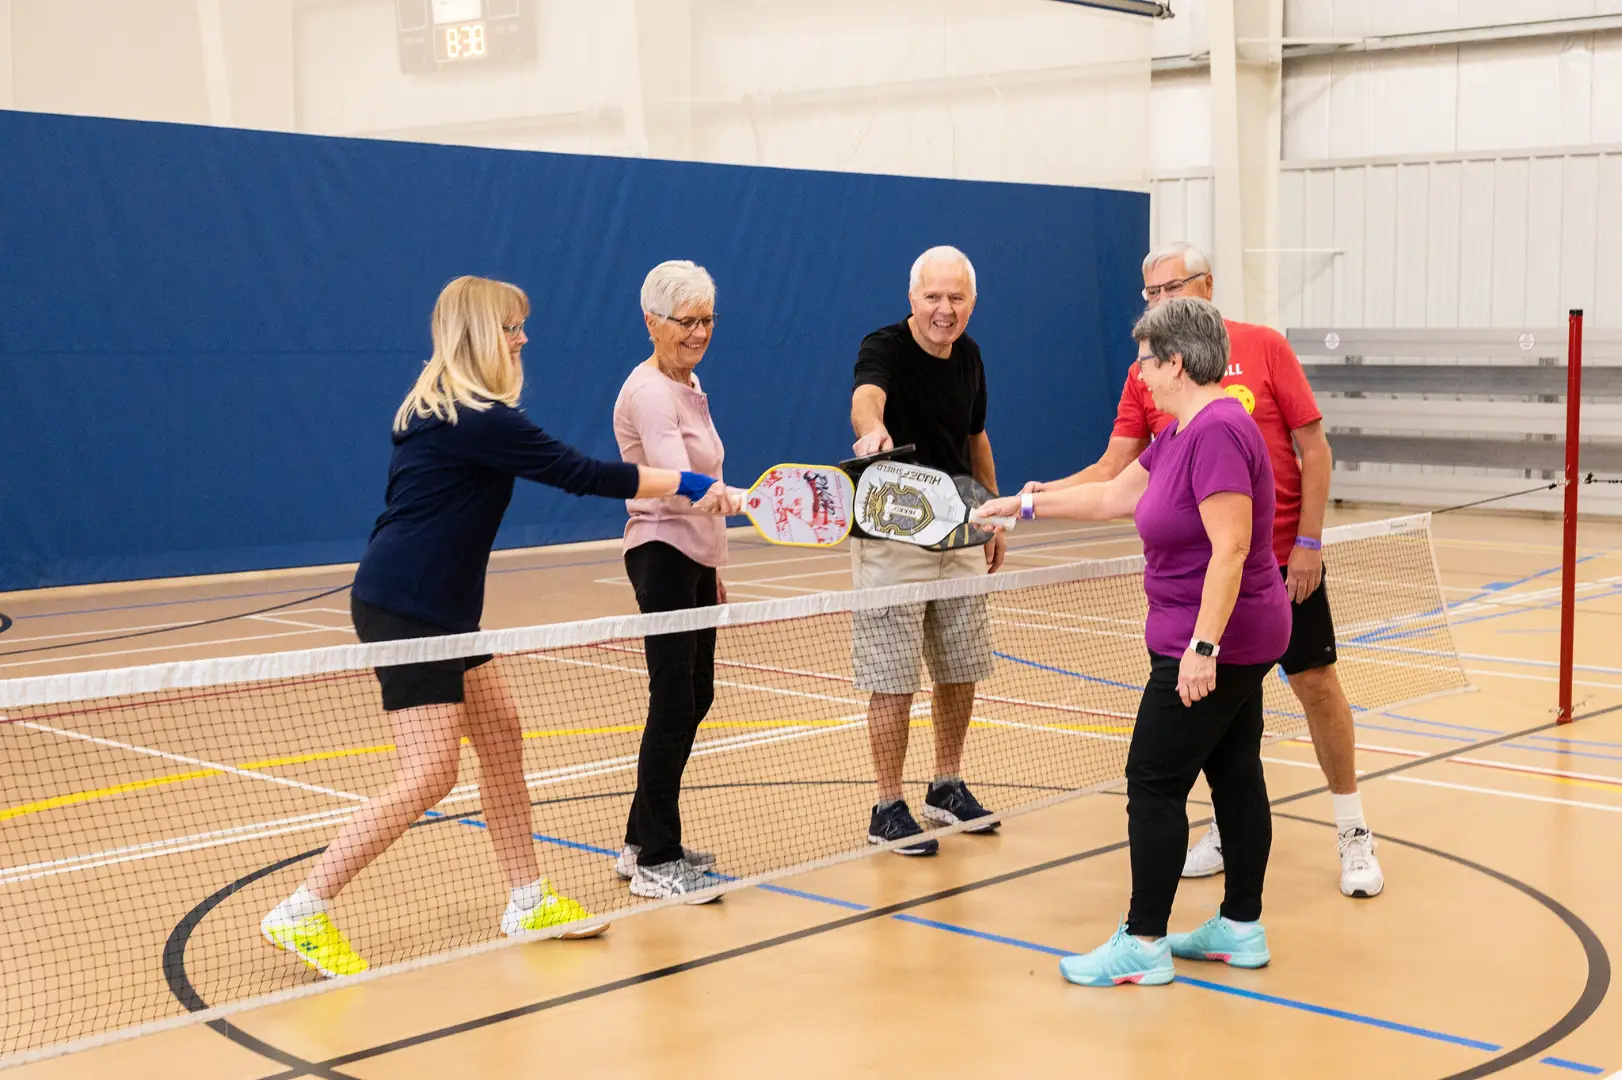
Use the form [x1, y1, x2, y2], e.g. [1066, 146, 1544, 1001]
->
[351, 402, 641, 632]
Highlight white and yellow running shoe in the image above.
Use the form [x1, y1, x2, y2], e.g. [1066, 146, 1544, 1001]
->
[501, 879, 609, 940]
[261, 910, 369, 978]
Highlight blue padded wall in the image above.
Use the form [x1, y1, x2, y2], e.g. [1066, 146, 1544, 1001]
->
[0, 110, 1147, 591]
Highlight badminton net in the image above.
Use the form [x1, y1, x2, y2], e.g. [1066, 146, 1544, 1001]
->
[0, 512, 1464, 1063]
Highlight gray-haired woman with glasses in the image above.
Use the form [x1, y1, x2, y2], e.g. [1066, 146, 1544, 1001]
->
[611, 259, 730, 903]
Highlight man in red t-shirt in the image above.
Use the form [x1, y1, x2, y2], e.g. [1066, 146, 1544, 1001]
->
[1029, 242, 1383, 899]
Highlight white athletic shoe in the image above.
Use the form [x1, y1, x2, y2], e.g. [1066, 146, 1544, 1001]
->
[1182, 822, 1225, 878]
[630, 858, 720, 904]
[615, 844, 716, 881]
[1338, 828, 1384, 898]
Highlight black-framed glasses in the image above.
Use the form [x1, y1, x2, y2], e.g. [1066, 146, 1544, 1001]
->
[659, 313, 718, 333]
[1142, 273, 1207, 301]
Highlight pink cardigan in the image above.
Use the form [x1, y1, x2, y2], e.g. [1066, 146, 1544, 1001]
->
[613, 361, 728, 568]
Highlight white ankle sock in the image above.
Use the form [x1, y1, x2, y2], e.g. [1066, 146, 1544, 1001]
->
[275, 886, 326, 921]
[510, 879, 547, 910]
[1222, 917, 1258, 929]
[1332, 792, 1367, 834]
[933, 774, 960, 787]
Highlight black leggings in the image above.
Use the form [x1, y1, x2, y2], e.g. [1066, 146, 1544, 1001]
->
[1125, 652, 1273, 938]
[623, 541, 719, 867]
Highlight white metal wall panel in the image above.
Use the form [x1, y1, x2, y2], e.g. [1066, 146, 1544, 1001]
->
[1393, 165, 1431, 326]
[1363, 164, 1399, 327]
[1597, 155, 1622, 325]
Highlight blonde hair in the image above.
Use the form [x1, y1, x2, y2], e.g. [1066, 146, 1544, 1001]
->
[394, 275, 531, 432]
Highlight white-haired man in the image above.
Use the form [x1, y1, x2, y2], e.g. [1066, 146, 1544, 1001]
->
[1029, 242, 1383, 898]
[848, 245, 1005, 855]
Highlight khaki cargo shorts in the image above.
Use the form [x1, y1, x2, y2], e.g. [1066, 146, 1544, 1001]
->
[850, 538, 995, 695]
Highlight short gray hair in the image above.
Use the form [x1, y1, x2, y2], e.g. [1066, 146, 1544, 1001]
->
[1142, 240, 1211, 277]
[909, 245, 976, 296]
[1132, 297, 1229, 385]
[640, 259, 716, 317]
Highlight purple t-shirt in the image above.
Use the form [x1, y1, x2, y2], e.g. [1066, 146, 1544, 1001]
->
[1133, 397, 1291, 665]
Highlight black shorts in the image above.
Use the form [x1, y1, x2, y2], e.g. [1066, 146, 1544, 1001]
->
[351, 596, 492, 712]
[1277, 562, 1337, 676]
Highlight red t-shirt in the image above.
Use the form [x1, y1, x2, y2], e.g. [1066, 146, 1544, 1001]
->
[1114, 319, 1322, 564]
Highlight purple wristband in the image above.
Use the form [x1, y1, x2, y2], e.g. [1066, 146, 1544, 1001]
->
[1294, 536, 1322, 551]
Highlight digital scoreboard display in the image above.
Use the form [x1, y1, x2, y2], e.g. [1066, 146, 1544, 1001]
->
[395, 0, 536, 74]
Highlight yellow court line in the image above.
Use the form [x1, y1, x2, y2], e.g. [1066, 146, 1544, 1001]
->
[0, 769, 222, 823]
[4, 713, 1130, 824]
[238, 745, 395, 769]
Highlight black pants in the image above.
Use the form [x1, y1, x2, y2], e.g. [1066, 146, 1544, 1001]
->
[624, 541, 719, 867]
[1125, 652, 1273, 938]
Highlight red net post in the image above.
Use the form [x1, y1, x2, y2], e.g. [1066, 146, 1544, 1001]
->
[1558, 309, 1584, 723]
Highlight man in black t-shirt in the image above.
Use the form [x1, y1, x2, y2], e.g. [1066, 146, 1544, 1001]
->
[848, 245, 1004, 856]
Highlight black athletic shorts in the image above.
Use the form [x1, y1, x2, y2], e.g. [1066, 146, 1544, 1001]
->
[351, 596, 492, 712]
[1277, 562, 1337, 676]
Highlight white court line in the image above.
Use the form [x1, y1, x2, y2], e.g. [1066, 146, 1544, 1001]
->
[1386, 774, 1622, 814]
[1261, 754, 1622, 813]
[1347, 641, 1622, 677]
[14, 720, 362, 802]
[2, 644, 1134, 883]
[1, 719, 857, 884]
[0, 627, 348, 672]
[245, 614, 352, 633]
[0, 606, 354, 647]
[1285, 736, 1622, 786]
[588, 643, 1140, 723]
[1463, 668, 1622, 691]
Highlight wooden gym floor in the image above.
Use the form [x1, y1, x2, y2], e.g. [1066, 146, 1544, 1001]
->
[3, 507, 1621, 1079]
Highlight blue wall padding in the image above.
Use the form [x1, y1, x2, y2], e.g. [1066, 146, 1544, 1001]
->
[0, 109, 1147, 591]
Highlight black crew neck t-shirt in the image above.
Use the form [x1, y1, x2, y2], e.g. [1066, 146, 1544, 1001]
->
[853, 318, 987, 477]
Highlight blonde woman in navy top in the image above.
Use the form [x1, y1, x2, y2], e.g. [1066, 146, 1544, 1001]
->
[261, 275, 732, 978]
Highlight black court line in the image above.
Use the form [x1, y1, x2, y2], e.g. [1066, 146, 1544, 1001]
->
[151, 712, 1607, 1080]
[0, 585, 351, 659]
[1269, 811, 1611, 1080]
[159, 778, 1068, 1077]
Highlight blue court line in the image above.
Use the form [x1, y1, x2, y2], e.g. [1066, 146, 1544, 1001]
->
[1366, 578, 1622, 647]
[881, 909, 1596, 1070]
[1528, 733, 1622, 749]
[414, 805, 1602, 1071]
[1382, 712, 1504, 735]
[1002, 651, 1622, 765]
[1349, 555, 1608, 646]
[993, 651, 1142, 692]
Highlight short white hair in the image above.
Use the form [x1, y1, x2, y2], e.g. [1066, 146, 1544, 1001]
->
[640, 259, 716, 317]
[1142, 241, 1211, 277]
[909, 245, 976, 296]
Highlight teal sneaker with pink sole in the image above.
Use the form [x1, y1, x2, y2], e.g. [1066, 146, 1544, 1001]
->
[1058, 921, 1175, 987]
[1164, 914, 1271, 969]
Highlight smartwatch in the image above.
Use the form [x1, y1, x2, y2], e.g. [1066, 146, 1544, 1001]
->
[1019, 491, 1036, 521]
[1190, 639, 1219, 658]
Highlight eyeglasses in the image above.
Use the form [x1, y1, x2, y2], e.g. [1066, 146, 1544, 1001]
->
[502, 320, 526, 338]
[658, 313, 719, 334]
[1141, 273, 1207, 301]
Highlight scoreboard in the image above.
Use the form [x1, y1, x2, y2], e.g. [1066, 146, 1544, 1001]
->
[395, 0, 537, 74]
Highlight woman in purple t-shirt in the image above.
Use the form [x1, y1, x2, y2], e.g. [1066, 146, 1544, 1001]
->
[977, 297, 1290, 987]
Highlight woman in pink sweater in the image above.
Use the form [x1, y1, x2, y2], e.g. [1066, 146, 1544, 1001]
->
[612, 260, 730, 903]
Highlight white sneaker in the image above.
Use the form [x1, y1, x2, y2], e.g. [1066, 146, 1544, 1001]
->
[1338, 828, 1384, 898]
[629, 858, 721, 904]
[1182, 822, 1225, 878]
[615, 844, 716, 881]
